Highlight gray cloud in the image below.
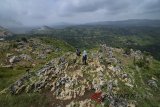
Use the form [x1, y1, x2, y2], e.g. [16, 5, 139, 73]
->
[0, 0, 160, 27]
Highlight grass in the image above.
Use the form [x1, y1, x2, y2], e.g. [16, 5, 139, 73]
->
[0, 67, 27, 91]
[40, 37, 75, 52]
[0, 93, 51, 107]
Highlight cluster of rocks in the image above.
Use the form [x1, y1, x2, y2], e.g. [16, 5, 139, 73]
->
[130, 49, 143, 60]
[0, 38, 65, 68]
[7, 58, 58, 94]
[6, 54, 89, 98]
[97, 44, 136, 106]
[53, 74, 88, 100]
[100, 44, 133, 87]
[36, 45, 53, 59]
[9, 74, 30, 94]
[9, 56, 20, 64]
[14, 39, 54, 58]
[9, 54, 32, 64]
[66, 99, 93, 107]
[147, 77, 158, 88]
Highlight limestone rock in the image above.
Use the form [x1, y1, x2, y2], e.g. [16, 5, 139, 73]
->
[15, 85, 26, 94]
[148, 80, 158, 88]
[19, 54, 32, 61]
[9, 56, 20, 64]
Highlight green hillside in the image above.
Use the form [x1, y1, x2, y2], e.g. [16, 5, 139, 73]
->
[0, 37, 74, 91]
[28, 26, 160, 60]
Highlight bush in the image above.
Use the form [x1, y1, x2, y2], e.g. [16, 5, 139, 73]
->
[124, 48, 131, 55]
[10, 42, 18, 48]
[21, 37, 28, 43]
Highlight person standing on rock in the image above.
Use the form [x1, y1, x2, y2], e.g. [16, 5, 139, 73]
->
[82, 50, 87, 65]
[76, 48, 81, 56]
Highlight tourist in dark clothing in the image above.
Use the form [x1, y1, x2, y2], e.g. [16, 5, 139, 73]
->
[76, 48, 81, 56]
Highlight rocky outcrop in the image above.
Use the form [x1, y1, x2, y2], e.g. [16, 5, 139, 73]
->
[9, 56, 20, 64]
[1, 44, 158, 107]
[9, 54, 32, 64]
[19, 54, 32, 61]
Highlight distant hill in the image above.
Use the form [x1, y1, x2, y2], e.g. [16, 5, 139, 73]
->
[0, 26, 13, 38]
[7, 19, 160, 34]
[51, 22, 75, 29]
[29, 26, 55, 34]
[85, 19, 160, 27]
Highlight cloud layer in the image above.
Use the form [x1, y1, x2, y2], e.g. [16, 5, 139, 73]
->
[0, 0, 160, 27]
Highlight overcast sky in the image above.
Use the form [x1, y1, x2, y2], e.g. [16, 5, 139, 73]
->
[0, 0, 160, 27]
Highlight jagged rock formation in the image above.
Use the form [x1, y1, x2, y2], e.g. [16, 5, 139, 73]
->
[1, 44, 159, 107]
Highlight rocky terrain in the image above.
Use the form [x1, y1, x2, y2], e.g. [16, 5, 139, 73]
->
[1, 43, 159, 107]
[0, 37, 72, 68]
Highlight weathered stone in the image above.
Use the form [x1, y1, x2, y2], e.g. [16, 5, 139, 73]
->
[45, 49, 52, 54]
[26, 83, 35, 93]
[9, 84, 17, 94]
[148, 80, 158, 88]
[16, 80, 23, 87]
[37, 54, 46, 59]
[15, 85, 26, 94]
[122, 73, 128, 79]
[125, 83, 134, 88]
[9, 56, 20, 64]
[0, 88, 8, 95]
[19, 54, 32, 61]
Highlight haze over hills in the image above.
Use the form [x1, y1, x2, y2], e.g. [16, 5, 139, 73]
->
[29, 26, 54, 34]
[5, 19, 160, 34]
[85, 19, 160, 27]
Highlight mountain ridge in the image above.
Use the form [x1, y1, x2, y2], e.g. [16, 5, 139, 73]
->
[4, 19, 160, 34]
[83, 19, 160, 27]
